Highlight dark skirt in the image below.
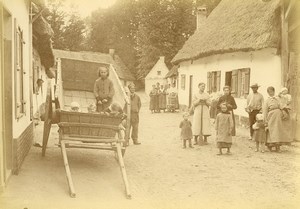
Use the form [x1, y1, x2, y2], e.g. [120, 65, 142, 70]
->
[217, 142, 232, 148]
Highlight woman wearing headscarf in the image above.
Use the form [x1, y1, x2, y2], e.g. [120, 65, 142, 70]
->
[217, 86, 237, 136]
[192, 82, 211, 145]
[263, 86, 292, 152]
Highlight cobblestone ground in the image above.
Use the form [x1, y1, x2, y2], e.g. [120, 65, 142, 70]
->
[1, 92, 300, 209]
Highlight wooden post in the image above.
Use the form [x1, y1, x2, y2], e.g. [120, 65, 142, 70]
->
[281, 0, 289, 86]
[116, 142, 131, 199]
[60, 141, 76, 198]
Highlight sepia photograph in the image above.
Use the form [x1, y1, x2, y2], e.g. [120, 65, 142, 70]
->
[0, 0, 300, 208]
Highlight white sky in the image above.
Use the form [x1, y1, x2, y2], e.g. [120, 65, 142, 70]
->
[64, 0, 117, 17]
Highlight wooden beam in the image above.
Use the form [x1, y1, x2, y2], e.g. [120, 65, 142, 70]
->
[281, 0, 289, 86]
[285, 0, 295, 20]
[289, 21, 300, 33]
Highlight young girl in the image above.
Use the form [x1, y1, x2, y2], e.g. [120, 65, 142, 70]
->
[94, 66, 115, 112]
[215, 103, 233, 155]
[179, 112, 193, 149]
[252, 114, 267, 153]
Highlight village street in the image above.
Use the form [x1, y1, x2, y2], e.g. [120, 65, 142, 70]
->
[0, 92, 300, 209]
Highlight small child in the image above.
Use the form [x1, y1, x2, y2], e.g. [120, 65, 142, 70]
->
[94, 66, 115, 112]
[87, 104, 96, 113]
[70, 101, 81, 112]
[179, 112, 193, 149]
[215, 103, 233, 155]
[252, 114, 267, 153]
[278, 87, 292, 120]
[104, 102, 124, 116]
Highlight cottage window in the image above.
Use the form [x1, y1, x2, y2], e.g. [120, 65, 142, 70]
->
[207, 71, 221, 94]
[14, 19, 26, 119]
[157, 71, 161, 76]
[230, 68, 250, 98]
[181, 74, 186, 90]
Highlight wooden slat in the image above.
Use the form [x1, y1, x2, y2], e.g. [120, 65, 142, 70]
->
[60, 135, 122, 143]
[58, 122, 121, 130]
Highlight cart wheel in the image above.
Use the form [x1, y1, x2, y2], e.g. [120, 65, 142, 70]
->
[42, 83, 53, 156]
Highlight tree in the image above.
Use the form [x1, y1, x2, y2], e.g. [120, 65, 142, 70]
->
[135, 0, 196, 81]
[44, 0, 86, 51]
[62, 6, 86, 51]
[44, 0, 66, 49]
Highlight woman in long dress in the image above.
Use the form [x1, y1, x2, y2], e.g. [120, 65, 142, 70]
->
[158, 85, 167, 112]
[149, 85, 157, 113]
[263, 86, 292, 152]
[192, 83, 211, 145]
[217, 86, 237, 136]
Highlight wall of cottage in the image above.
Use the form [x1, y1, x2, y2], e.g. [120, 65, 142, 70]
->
[1, 0, 33, 177]
[177, 48, 282, 125]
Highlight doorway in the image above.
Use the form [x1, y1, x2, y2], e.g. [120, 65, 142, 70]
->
[225, 71, 232, 87]
[189, 75, 193, 107]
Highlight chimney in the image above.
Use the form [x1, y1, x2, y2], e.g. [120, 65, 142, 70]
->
[196, 5, 207, 30]
[109, 48, 115, 59]
[160, 56, 165, 63]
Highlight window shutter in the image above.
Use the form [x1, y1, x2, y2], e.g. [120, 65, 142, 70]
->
[181, 74, 186, 90]
[231, 70, 238, 97]
[207, 72, 212, 93]
[244, 68, 250, 96]
[14, 18, 20, 119]
[21, 29, 26, 114]
[216, 71, 221, 91]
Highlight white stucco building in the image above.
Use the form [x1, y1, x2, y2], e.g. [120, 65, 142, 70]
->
[145, 56, 169, 95]
[0, 0, 54, 191]
[172, 0, 283, 125]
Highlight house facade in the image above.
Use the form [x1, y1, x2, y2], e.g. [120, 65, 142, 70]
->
[0, 0, 53, 191]
[145, 56, 169, 95]
[172, 0, 284, 126]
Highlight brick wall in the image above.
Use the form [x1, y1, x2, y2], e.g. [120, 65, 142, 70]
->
[13, 122, 33, 174]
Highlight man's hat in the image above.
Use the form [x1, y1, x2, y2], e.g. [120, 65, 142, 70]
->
[250, 83, 260, 88]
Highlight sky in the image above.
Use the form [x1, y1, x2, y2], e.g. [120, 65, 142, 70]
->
[64, 0, 117, 17]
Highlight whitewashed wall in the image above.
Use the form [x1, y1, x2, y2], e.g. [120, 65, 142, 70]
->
[178, 48, 282, 117]
[3, 0, 32, 138]
[145, 57, 169, 95]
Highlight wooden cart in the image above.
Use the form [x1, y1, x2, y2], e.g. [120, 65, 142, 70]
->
[41, 83, 131, 198]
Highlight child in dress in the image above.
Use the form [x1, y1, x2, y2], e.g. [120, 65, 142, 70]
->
[215, 103, 233, 155]
[179, 112, 193, 149]
[252, 114, 267, 153]
[278, 87, 292, 120]
[94, 66, 115, 112]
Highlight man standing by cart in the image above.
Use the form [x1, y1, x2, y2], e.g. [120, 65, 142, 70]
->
[124, 83, 141, 146]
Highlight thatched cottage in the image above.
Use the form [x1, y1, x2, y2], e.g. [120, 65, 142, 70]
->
[145, 56, 169, 95]
[0, 0, 54, 190]
[172, 0, 299, 126]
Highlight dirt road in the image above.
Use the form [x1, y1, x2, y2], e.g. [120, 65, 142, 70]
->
[1, 93, 300, 209]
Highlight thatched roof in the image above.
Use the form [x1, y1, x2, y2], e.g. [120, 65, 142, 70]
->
[53, 49, 135, 81]
[172, 0, 281, 64]
[165, 65, 178, 78]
